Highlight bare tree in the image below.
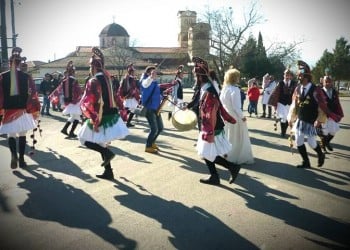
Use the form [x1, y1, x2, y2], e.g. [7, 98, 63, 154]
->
[105, 40, 140, 80]
[266, 40, 303, 67]
[202, 1, 302, 81]
[203, 1, 263, 80]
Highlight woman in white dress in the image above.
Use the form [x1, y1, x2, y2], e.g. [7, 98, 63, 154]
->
[220, 68, 254, 165]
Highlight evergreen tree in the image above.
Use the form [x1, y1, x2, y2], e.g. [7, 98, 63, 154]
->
[240, 35, 258, 79]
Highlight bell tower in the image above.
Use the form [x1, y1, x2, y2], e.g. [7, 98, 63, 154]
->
[177, 10, 197, 48]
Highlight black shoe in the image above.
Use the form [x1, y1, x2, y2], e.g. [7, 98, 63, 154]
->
[96, 169, 114, 180]
[200, 174, 220, 185]
[68, 132, 77, 138]
[10, 157, 18, 169]
[228, 163, 241, 184]
[45, 113, 52, 116]
[297, 161, 311, 168]
[61, 129, 69, 136]
[19, 157, 27, 168]
[126, 123, 135, 128]
[101, 149, 115, 167]
[325, 143, 333, 151]
[318, 152, 325, 167]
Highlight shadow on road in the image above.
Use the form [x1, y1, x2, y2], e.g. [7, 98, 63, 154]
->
[11, 169, 136, 249]
[114, 177, 258, 250]
[229, 173, 350, 249]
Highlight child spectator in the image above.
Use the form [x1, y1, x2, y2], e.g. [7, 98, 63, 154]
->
[247, 78, 260, 117]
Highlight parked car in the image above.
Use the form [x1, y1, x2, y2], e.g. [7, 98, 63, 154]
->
[33, 77, 43, 103]
[339, 86, 347, 91]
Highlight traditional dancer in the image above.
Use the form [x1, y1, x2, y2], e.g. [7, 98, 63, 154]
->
[0, 47, 41, 168]
[318, 75, 344, 152]
[119, 64, 140, 127]
[191, 56, 240, 185]
[287, 60, 328, 168]
[170, 65, 185, 109]
[50, 61, 82, 138]
[78, 47, 129, 179]
[269, 67, 298, 137]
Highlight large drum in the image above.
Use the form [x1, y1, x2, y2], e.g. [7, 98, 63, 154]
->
[171, 109, 197, 131]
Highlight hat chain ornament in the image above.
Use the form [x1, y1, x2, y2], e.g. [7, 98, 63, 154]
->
[273, 111, 279, 131]
[288, 130, 294, 155]
[29, 119, 42, 156]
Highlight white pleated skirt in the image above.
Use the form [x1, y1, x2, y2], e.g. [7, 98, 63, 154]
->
[123, 98, 139, 111]
[62, 103, 82, 116]
[78, 116, 129, 144]
[0, 112, 37, 135]
[196, 131, 232, 162]
[322, 118, 340, 135]
[276, 103, 290, 122]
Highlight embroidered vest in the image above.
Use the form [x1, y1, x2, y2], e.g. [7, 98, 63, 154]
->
[297, 84, 318, 123]
[322, 88, 338, 113]
[1, 70, 29, 109]
[96, 74, 118, 115]
[279, 80, 297, 105]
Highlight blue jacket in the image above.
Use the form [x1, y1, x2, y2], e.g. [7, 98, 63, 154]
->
[141, 77, 161, 111]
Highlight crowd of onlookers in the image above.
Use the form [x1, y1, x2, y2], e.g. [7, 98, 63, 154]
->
[39, 72, 65, 115]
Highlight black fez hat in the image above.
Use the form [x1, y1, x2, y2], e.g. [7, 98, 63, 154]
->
[176, 65, 185, 75]
[10, 47, 24, 66]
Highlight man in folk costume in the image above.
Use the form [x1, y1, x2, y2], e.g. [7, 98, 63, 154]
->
[119, 63, 140, 127]
[50, 61, 82, 138]
[287, 60, 328, 168]
[318, 75, 344, 152]
[162, 65, 185, 120]
[0, 47, 41, 169]
[268, 67, 298, 137]
[192, 56, 241, 185]
[78, 47, 129, 180]
[260, 73, 276, 118]
[171, 65, 185, 109]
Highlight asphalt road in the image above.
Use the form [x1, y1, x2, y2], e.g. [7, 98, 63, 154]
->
[1, 91, 349, 250]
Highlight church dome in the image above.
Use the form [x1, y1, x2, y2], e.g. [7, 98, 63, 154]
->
[99, 23, 129, 37]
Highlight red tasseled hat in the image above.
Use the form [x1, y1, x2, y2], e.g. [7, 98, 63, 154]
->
[66, 60, 75, 76]
[192, 56, 209, 76]
[127, 63, 135, 74]
[90, 47, 104, 69]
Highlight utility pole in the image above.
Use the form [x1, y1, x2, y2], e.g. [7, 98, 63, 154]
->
[0, 0, 9, 71]
[10, 0, 16, 47]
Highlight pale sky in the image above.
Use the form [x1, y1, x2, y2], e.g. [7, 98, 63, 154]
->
[4, 0, 350, 67]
